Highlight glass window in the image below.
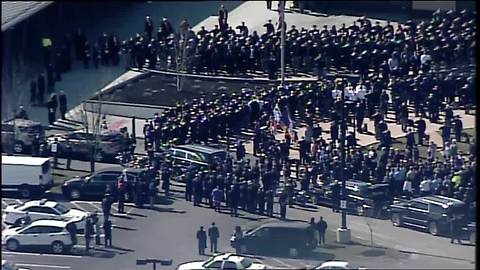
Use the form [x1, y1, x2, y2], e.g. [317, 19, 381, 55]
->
[411, 202, 428, 211]
[40, 207, 58, 214]
[205, 261, 222, 269]
[222, 261, 238, 270]
[21, 226, 44, 234]
[252, 228, 270, 238]
[173, 150, 186, 158]
[53, 204, 70, 215]
[25, 206, 48, 213]
[42, 161, 50, 174]
[240, 258, 253, 269]
[43, 226, 63, 233]
[187, 153, 202, 162]
[97, 173, 121, 182]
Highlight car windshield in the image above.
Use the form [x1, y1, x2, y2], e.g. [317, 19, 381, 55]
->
[240, 258, 253, 268]
[54, 204, 70, 214]
[18, 124, 43, 134]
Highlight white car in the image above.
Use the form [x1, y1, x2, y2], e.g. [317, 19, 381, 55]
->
[315, 261, 367, 270]
[177, 253, 267, 270]
[2, 219, 74, 254]
[2, 199, 88, 229]
[2, 260, 30, 270]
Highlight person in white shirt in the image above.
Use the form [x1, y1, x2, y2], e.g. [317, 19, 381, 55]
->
[420, 178, 432, 196]
[355, 82, 367, 101]
[344, 83, 355, 101]
[403, 179, 413, 199]
[331, 88, 341, 100]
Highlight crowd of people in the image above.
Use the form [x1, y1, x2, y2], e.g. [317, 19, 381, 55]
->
[132, 9, 477, 225]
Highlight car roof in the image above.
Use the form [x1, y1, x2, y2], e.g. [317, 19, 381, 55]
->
[95, 167, 145, 174]
[173, 144, 225, 154]
[2, 156, 50, 166]
[27, 219, 68, 227]
[19, 200, 58, 209]
[413, 195, 464, 207]
[259, 221, 310, 230]
[320, 261, 349, 267]
[3, 118, 42, 127]
[214, 253, 246, 263]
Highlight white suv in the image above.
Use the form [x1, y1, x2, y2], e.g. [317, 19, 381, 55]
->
[2, 219, 74, 254]
[2, 199, 87, 229]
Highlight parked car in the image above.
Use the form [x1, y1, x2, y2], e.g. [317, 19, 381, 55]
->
[61, 167, 149, 200]
[176, 253, 266, 270]
[1, 119, 45, 154]
[2, 260, 31, 270]
[2, 219, 74, 254]
[312, 180, 390, 218]
[314, 261, 367, 269]
[230, 222, 316, 257]
[47, 130, 126, 162]
[389, 195, 466, 235]
[166, 144, 227, 178]
[2, 199, 88, 230]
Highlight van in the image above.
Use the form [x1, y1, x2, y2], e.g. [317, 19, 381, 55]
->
[1, 119, 45, 154]
[230, 222, 316, 257]
[1, 156, 53, 198]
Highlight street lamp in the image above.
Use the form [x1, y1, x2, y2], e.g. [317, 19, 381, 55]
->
[336, 79, 351, 244]
[136, 258, 172, 270]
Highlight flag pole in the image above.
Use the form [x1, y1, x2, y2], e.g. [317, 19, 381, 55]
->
[280, 0, 285, 87]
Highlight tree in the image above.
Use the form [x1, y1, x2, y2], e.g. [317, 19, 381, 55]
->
[80, 93, 103, 172]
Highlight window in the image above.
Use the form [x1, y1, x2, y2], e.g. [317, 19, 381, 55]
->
[97, 173, 120, 182]
[187, 153, 202, 162]
[42, 226, 64, 233]
[54, 204, 70, 215]
[240, 258, 253, 269]
[221, 261, 238, 270]
[410, 202, 428, 211]
[173, 150, 186, 158]
[39, 207, 58, 215]
[252, 228, 270, 238]
[25, 206, 50, 214]
[42, 161, 50, 174]
[205, 261, 222, 269]
[21, 226, 44, 234]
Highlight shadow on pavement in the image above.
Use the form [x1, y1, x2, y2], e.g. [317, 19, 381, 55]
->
[111, 214, 134, 220]
[150, 206, 186, 214]
[113, 225, 137, 231]
[126, 212, 148, 218]
[107, 245, 135, 252]
[360, 249, 386, 257]
[320, 243, 346, 250]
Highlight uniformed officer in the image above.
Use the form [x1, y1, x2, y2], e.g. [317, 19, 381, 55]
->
[196, 226, 207, 255]
[103, 219, 112, 247]
[51, 138, 59, 168]
[58, 91, 67, 120]
[65, 139, 72, 170]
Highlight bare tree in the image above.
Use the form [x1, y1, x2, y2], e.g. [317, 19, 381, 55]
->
[80, 92, 103, 171]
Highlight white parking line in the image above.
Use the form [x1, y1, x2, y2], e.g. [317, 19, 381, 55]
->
[15, 263, 71, 269]
[271, 258, 294, 269]
[88, 202, 102, 212]
[2, 251, 82, 258]
[70, 202, 88, 212]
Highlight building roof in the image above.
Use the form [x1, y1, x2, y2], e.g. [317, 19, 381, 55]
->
[2, 156, 51, 166]
[2, 1, 54, 32]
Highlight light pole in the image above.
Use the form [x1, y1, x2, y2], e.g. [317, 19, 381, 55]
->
[279, 0, 286, 86]
[337, 80, 351, 244]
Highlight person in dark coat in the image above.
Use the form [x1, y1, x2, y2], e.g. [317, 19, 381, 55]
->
[317, 216, 327, 245]
[266, 188, 274, 217]
[266, 0, 272, 9]
[257, 187, 265, 215]
[229, 184, 239, 217]
[144, 16, 154, 41]
[103, 219, 112, 247]
[58, 91, 67, 120]
[31, 134, 40, 157]
[208, 222, 219, 253]
[65, 139, 72, 169]
[66, 222, 77, 246]
[218, 5, 228, 30]
[84, 216, 94, 253]
[449, 215, 462, 244]
[148, 179, 157, 209]
[415, 118, 426, 145]
[279, 191, 287, 220]
[101, 193, 113, 222]
[196, 226, 207, 255]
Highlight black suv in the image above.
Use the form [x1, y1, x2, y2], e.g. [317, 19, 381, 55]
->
[389, 195, 466, 235]
[230, 222, 316, 257]
[62, 167, 149, 201]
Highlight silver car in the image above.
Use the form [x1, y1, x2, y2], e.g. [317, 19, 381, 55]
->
[47, 131, 126, 162]
[1, 119, 45, 154]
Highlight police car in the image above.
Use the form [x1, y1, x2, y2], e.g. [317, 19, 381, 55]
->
[2, 219, 75, 254]
[2, 199, 88, 229]
[176, 253, 266, 270]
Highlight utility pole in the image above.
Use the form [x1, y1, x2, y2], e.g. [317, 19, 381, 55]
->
[337, 79, 351, 243]
[279, 0, 286, 86]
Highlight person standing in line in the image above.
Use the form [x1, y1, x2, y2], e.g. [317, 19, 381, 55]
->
[218, 5, 228, 30]
[449, 215, 462, 245]
[103, 219, 112, 247]
[211, 185, 224, 212]
[92, 211, 101, 246]
[58, 91, 67, 120]
[234, 225, 243, 254]
[279, 191, 287, 220]
[65, 139, 72, 170]
[317, 216, 327, 246]
[117, 171, 127, 213]
[102, 192, 112, 223]
[84, 216, 93, 254]
[148, 179, 157, 209]
[51, 138, 59, 168]
[266, 0, 272, 10]
[196, 226, 207, 255]
[208, 222, 219, 253]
